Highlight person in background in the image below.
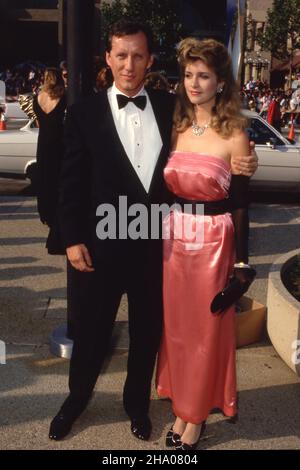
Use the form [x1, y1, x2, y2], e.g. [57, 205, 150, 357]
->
[259, 91, 271, 120]
[144, 71, 170, 91]
[95, 66, 113, 92]
[267, 94, 282, 132]
[60, 61, 68, 89]
[32, 67, 66, 254]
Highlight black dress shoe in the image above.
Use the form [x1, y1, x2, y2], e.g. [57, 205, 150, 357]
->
[49, 394, 91, 441]
[166, 427, 181, 447]
[175, 422, 206, 450]
[130, 416, 152, 441]
[49, 411, 76, 441]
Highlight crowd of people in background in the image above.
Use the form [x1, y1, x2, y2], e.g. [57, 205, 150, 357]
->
[240, 76, 300, 131]
[0, 65, 45, 99]
[1, 62, 300, 133]
[0, 61, 68, 100]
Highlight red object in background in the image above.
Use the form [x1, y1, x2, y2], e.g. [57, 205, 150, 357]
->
[267, 99, 281, 126]
[288, 114, 295, 140]
[0, 117, 7, 131]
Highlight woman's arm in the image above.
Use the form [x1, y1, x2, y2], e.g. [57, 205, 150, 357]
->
[231, 140, 258, 177]
[229, 131, 252, 282]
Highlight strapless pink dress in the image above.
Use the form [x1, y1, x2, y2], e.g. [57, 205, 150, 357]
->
[156, 151, 237, 424]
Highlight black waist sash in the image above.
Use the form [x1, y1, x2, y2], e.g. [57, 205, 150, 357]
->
[175, 197, 230, 215]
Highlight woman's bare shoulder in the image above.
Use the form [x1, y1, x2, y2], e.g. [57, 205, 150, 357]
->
[229, 129, 250, 160]
[230, 128, 249, 143]
[37, 91, 46, 101]
[229, 129, 249, 150]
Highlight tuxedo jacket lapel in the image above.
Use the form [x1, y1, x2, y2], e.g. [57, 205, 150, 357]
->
[147, 89, 169, 145]
[146, 89, 173, 198]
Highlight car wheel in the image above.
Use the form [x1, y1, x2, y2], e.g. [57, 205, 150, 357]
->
[26, 163, 37, 191]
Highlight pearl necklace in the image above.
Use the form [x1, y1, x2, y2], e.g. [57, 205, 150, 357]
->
[191, 120, 211, 136]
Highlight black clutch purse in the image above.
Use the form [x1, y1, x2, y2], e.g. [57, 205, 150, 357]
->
[211, 268, 256, 314]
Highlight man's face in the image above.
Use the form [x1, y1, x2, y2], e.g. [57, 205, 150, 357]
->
[62, 70, 68, 87]
[106, 32, 153, 96]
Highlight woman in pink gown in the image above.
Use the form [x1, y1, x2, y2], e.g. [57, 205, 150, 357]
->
[156, 38, 254, 450]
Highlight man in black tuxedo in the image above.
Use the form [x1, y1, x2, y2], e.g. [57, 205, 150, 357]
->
[49, 19, 257, 442]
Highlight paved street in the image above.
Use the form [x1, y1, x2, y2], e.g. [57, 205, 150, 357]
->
[0, 195, 300, 450]
[0, 178, 33, 196]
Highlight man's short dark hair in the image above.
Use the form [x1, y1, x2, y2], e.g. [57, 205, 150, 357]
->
[106, 19, 154, 54]
[59, 60, 67, 71]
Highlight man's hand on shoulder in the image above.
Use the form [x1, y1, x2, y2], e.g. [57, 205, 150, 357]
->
[231, 141, 258, 177]
[66, 244, 95, 272]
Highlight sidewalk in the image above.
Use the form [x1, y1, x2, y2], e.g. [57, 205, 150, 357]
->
[0, 196, 300, 450]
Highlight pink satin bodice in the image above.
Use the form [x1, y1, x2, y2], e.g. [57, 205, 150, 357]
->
[164, 151, 231, 201]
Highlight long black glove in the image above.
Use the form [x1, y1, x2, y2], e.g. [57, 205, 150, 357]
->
[211, 174, 255, 314]
[229, 174, 249, 261]
[229, 174, 254, 284]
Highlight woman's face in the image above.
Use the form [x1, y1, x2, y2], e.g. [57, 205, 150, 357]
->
[184, 60, 223, 107]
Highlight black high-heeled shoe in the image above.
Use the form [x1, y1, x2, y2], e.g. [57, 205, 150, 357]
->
[165, 427, 181, 447]
[175, 421, 206, 451]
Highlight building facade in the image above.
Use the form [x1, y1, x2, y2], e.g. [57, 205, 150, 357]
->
[0, 0, 65, 65]
[0, 0, 102, 67]
[243, 0, 272, 84]
[0, 0, 227, 69]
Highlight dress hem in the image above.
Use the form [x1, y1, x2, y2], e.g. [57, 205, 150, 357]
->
[157, 387, 237, 425]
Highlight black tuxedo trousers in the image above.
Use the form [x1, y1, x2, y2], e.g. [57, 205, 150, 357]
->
[67, 239, 163, 419]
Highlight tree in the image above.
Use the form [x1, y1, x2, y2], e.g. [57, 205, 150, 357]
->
[257, 0, 300, 85]
[101, 0, 183, 65]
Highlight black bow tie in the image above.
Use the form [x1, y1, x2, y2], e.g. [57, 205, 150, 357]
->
[116, 94, 147, 110]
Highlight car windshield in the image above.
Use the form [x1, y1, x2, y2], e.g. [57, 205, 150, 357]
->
[246, 118, 288, 146]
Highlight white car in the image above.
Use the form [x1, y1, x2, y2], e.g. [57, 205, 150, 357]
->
[0, 111, 300, 191]
[2, 101, 28, 122]
[243, 110, 300, 192]
[0, 80, 29, 125]
[0, 120, 38, 182]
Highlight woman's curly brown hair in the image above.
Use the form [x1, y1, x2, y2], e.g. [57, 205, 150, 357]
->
[174, 37, 245, 138]
[42, 67, 65, 99]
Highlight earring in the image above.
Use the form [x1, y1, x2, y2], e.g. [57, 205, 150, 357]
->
[217, 87, 223, 94]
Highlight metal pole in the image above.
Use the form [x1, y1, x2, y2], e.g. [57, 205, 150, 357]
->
[58, 0, 65, 62]
[81, 0, 95, 96]
[50, 0, 95, 358]
[67, 0, 81, 106]
[67, 0, 94, 105]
